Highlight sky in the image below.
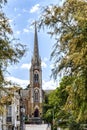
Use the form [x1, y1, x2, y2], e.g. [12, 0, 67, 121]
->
[3, 0, 64, 90]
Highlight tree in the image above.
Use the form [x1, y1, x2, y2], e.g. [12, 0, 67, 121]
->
[0, 0, 26, 113]
[43, 76, 84, 129]
[0, 86, 21, 116]
[43, 77, 69, 129]
[65, 76, 87, 123]
[39, 0, 87, 123]
[0, 1, 26, 85]
[39, 0, 87, 79]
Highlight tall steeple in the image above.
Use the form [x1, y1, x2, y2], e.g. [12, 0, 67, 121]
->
[20, 21, 43, 124]
[32, 22, 41, 64]
[29, 21, 43, 121]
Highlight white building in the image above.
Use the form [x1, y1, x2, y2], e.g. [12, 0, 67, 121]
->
[0, 88, 20, 130]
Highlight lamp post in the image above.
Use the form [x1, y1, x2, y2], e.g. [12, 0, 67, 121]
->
[21, 107, 25, 130]
[20, 98, 25, 130]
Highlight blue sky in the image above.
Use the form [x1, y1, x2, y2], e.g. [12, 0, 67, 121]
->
[4, 0, 64, 90]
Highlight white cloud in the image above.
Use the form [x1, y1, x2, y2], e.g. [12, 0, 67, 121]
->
[21, 62, 47, 70]
[5, 76, 29, 88]
[16, 30, 21, 35]
[7, 65, 18, 71]
[17, 13, 21, 17]
[43, 57, 48, 62]
[42, 79, 58, 90]
[8, 19, 14, 24]
[23, 8, 27, 13]
[30, 4, 40, 13]
[5, 76, 58, 90]
[23, 25, 34, 34]
[14, 7, 18, 12]
[21, 61, 47, 69]
[22, 8, 29, 13]
[21, 63, 31, 70]
[23, 28, 29, 33]
[50, 64, 54, 69]
[41, 61, 47, 68]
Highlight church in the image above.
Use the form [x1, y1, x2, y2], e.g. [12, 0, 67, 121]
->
[20, 23, 43, 124]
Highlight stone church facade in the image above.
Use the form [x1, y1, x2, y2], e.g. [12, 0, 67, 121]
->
[20, 24, 43, 123]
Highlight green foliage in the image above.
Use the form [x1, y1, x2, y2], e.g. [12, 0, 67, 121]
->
[42, 93, 52, 123]
[39, 0, 87, 79]
[0, 1, 26, 113]
[64, 76, 87, 122]
[39, 0, 87, 124]
[0, 1, 26, 85]
[43, 76, 87, 128]
[43, 76, 70, 127]
[68, 121, 81, 130]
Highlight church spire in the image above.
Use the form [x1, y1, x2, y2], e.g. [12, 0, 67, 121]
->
[29, 21, 42, 121]
[33, 21, 39, 61]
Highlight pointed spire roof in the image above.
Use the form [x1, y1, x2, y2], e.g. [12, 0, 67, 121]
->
[33, 21, 39, 59]
[32, 21, 41, 65]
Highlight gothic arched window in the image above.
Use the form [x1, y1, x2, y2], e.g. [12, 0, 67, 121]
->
[34, 89, 39, 102]
[34, 73, 39, 82]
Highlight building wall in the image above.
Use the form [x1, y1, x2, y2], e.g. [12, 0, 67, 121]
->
[0, 89, 20, 130]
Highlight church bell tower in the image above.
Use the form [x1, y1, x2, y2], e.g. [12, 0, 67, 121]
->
[29, 23, 43, 120]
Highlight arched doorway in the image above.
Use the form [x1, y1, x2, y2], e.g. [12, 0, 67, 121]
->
[34, 108, 39, 117]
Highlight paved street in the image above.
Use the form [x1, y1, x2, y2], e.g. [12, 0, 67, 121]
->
[25, 124, 51, 130]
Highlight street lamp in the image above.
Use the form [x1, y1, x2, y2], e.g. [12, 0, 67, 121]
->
[20, 97, 25, 130]
[20, 105, 25, 130]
